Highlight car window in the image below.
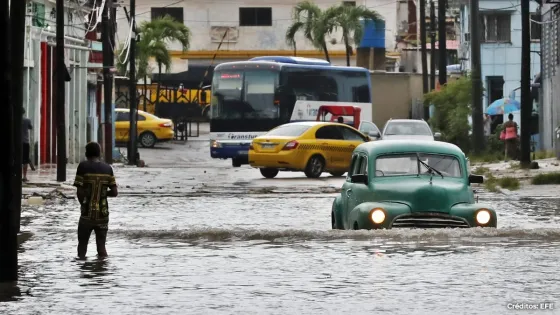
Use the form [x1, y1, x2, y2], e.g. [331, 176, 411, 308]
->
[338, 126, 367, 141]
[137, 114, 146, 121]
[116, 112, 129, 122]
[384, 122, 432, 136]
[267, 125, 311, 137]
[359, 155, 368, 175]
[315, 126, 343, 140]
[348, 154, 360, 178]
[359, 121, 380, 134]
[375, 153, 461, 177]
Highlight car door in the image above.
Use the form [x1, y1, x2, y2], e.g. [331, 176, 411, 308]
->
[114, 112, 130, 141]
[343, 154, 364, 228]
[347, 154, 370, 217]
[337, 125, 368, 169]
[135, 112, 147, 137]
[314, 125, 346, 169]
[358, 121, 381, 139]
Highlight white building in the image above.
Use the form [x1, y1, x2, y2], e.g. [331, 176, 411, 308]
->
[115, 0, 401, 71]
[24, 0, 99, 166]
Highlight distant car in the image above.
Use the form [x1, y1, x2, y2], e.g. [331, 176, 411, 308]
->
[331, 139, 496, 230]
[249, 121, 373, 179]
[115, 108, 174, 148]
[379, 119, 441, 141]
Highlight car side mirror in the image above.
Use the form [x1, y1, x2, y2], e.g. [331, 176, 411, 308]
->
[368, 131, 380, 139]
[468, 174, 484, 184]
[434, 132, 442, 140]
[351, 174, 368, 185]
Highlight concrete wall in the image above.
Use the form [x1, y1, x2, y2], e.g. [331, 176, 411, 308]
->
[370, 72, 424, 128]
[541, 4, 560, 153]
[460, 1, 541, 110]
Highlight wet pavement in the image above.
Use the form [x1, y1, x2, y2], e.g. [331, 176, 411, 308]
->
[3, 140, 560, 314]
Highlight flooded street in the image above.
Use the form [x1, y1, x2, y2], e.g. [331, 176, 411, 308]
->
[3, 141, 560, 314]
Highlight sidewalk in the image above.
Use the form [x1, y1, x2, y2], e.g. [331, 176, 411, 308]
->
[472, 158, 560, 180]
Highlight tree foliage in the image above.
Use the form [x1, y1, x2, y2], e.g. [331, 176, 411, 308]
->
[424, 75, 472, 151]
[286, 2, 383, 65]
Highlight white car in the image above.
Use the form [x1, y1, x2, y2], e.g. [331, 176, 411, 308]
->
[378, 119, 441, 141]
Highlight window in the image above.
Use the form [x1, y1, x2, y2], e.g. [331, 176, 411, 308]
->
[343, 1, 356, 6]
[358, 121, 380, 135]
[531, 14, 541, 40]
[384, 121, 433, 136]
[116, 112, 129, 122]
[280, 68, 371, 103]
[375, 153, 461, 177]
[481, 13, 511, 43]
[137, 114, 146, 121]
[266, 125, 310, 137]
[151, 7, 184, 23]
[348, 154, 368, 178]
[315, 126, 343, 140]
[338, 126, 367, 142]
[239, 7, 272, 26]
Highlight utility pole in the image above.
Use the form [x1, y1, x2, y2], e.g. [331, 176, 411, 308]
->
[438, 0, 447, 86]
[430, 0, 436, 90]
[0, 0, 16, 283]
[470, 0, 484, 154]
[56, 0, 66, 182]
[520, 0, 531, 166]
[102, 0, 114, 164]
[127, 0, 138, 166]
[420, 0, 429, 118]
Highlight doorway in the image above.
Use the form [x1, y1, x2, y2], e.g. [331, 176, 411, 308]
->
[486, 76, 504, 106]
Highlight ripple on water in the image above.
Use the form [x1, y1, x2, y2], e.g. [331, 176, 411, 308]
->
[3, 195, 560, 314]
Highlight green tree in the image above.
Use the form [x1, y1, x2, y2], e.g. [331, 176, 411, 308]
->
[327, 4, 383, 66]
[424, 75, 472, 151]
[117, 15, 190, 107]
[285, 1, 336, 61]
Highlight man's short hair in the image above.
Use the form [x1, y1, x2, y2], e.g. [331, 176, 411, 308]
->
[85, 142, 101, 158]
[337, 117, 344, 123]
[508, 113, 514, 120]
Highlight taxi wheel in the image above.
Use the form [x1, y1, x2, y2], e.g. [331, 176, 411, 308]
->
[260, 168, 279, 179]
[139, 132, 157, 148]
[305, 155, 325, 178]
[329, 171, 346, 177]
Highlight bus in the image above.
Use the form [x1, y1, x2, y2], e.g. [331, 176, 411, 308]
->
[209, 56, 373, 167]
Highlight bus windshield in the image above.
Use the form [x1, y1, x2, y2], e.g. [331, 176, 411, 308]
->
[211, 69, 279, 120]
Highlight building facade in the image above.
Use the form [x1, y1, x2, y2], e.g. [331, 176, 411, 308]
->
[25, 0, 102, 166]
[540, 3, 560, 153]
[459, 0, 541, 111]
[116, 0, 400, 70]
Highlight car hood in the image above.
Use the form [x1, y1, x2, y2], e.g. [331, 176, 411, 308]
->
[371, 177, 471, 212]
[382, 135, 434, 141]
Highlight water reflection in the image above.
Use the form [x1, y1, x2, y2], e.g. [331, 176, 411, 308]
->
[0, 282, 21, 302]
[77, 258, 110, 281]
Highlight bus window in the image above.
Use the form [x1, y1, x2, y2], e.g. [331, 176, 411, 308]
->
[283, 68, 341, 102]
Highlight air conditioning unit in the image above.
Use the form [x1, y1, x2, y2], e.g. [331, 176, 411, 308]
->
[463, 32, 470, 42]
[458, 43, 468, 60]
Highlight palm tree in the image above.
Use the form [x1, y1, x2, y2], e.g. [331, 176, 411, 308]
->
[285, 1, 336, 62]
[327, 4, 383, 66]
[117, 15, 191, 108]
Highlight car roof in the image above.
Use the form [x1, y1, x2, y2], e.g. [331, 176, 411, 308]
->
[385, 119, 429, 125]
[356, 139, 465, 157]
[278, 121, 347, 127]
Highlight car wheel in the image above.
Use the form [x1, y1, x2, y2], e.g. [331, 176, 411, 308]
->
[232, 159, 242, 167]
[331, 211, 342, 230]
[304, 155, 325, 178]
[139, 132, 157, 148]
[329, 171, 345, 177]
[260, 168, 279, 179]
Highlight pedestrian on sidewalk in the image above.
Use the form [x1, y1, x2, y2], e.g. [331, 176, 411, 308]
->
[22, 108, 33, 182]
[500, 113, 519, 161]
[73, 142, 118, 259]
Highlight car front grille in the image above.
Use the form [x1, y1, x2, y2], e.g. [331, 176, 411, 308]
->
[391, 213, 470, 228]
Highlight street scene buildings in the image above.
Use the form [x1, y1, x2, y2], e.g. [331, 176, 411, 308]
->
[2, 0, 560, 313]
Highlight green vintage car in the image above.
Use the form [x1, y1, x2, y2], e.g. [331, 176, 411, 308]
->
[331, 140, 497, 230]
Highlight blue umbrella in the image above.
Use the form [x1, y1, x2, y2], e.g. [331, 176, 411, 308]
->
[486, 98, 521, 115]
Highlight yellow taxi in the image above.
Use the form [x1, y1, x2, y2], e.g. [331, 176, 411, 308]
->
[249, 121, 372, 179]
[115, 108, 174, 148]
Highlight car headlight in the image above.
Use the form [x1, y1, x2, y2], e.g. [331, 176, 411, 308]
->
[370, 208, 386, 224]
[211, 140, 221, 148]
[476, 209, 491, 225]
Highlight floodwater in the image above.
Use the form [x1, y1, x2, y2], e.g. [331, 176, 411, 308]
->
[2, 191, 560, 314]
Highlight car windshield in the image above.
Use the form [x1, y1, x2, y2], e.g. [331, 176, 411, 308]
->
[375, 153, 462, 177]
[210, 69, 280, 120]
[384, 121, 432, 136]
[266, 125, 311, 137]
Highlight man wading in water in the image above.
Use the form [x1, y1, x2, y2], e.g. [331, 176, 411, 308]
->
[73, 142, 118, 259]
